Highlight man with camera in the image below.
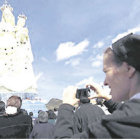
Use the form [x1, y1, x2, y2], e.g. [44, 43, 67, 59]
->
[54, 86, 105, 138]
[73, 87, 105, 134]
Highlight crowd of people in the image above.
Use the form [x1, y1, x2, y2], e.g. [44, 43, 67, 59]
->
[0, 96, 57, 138]
[0, 33, 140, 138]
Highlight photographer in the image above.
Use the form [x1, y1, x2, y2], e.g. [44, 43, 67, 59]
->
[54, 34, 140, 138]
[73, 88, 105, 134]
[54, 86, 105, 138]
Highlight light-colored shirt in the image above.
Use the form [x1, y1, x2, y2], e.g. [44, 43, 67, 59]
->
[130, 93, 140, 100]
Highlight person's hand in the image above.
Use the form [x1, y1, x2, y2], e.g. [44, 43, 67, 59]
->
[62, 86, 79, 106]
[90, 99, 96, 105]
[86, 82, 112, 101]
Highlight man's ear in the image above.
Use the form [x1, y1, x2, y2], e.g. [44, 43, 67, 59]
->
[128, 65, 136, 78]
[123, 62, 136, 78]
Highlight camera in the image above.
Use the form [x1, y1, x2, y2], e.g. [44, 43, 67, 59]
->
[76, 87, 90, 99]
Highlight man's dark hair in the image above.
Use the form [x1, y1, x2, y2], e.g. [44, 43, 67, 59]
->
[105, 33, 140, 71]
[48, 110, 56, 119]
[7, 95, 22, 109]
[29, 112, 33, 117]
[54, 108, 58, 111]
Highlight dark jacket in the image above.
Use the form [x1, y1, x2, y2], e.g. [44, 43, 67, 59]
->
[0, 111, 32, 138]
[0, 111, 5, 116]
[29, 122, 54, 139]
[48, 119, 56, 125]
[54, 99, 140, 138]
[74, 101, 105, 134]
[104, 99, 121, 113]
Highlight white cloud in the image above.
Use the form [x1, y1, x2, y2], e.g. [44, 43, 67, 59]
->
[93, 41, 104, 49]
[56, 39, 89, 61]
[91, 60, 102, 67]
[65, 58, 80, 66]
[96, 54, 103, 60]
[76, 76, 94, 87]
[89, 54, 103, 61]
[90, 54, 103, 68]
[112, 25, 140, 43]
[99, 82, 111, 94]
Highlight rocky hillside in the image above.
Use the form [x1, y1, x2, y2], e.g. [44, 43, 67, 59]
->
[46, 98, 62, 110]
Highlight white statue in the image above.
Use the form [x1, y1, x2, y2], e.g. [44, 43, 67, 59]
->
[0, 4, 15, 37]
[0, 3, 37, 95]
[16, 15, 29, 43]
[1, 4, 15, 26]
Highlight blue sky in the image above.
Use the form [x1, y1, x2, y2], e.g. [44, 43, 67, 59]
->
[0, 0, 140, 101]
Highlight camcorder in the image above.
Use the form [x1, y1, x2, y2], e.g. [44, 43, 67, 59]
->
[76, 87, 90, 99]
